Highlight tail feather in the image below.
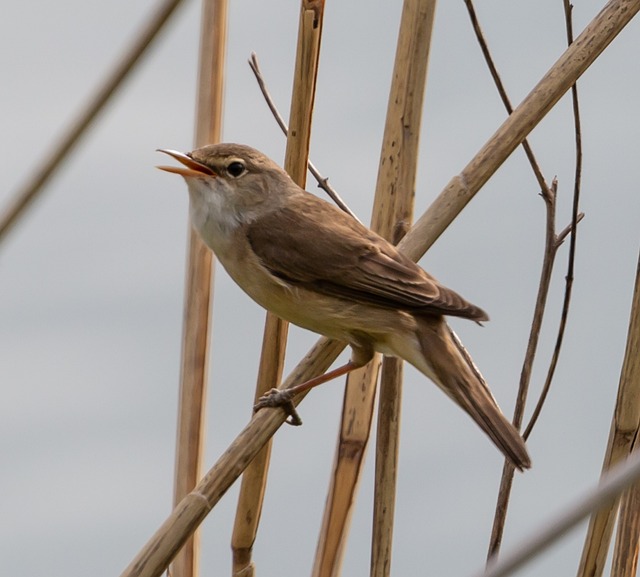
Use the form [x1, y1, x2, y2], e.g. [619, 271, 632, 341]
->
[452, 377, 531, 470]
[403, 317, 531, 471]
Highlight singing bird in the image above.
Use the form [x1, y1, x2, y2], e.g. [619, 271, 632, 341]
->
[158, 143, 531, 470]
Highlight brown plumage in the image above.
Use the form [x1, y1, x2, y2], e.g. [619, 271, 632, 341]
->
[158, 143, 531, 470]
[246, 196, 489, 321]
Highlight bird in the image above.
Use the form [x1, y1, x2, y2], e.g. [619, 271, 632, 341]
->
[157, 143, 531, 470]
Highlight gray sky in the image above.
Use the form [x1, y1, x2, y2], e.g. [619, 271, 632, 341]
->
[2, 1, 640, 576]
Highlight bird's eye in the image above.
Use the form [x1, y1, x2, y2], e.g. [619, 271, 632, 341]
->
[226, 161, 246, 178]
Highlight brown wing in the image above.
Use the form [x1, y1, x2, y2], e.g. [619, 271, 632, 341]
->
[246, 193, 488, 321]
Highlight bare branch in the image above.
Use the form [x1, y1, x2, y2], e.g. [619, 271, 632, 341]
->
[523, 0, 584, 441]
[463, 0, 550, 196]
[248, 53, 362, 223]
[488, 178, 561, 560]
[468, 0, 583, 557]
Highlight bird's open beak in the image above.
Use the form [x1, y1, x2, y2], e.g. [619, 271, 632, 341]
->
[156, 149, 216, 178]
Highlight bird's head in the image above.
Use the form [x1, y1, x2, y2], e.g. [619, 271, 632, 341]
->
[157, 143, 294, 218]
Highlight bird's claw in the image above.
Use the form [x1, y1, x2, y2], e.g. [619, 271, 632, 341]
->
[254, 388, 303, 426]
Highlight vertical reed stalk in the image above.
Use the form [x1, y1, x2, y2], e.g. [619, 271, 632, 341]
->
[370, 2, 436, 574]
[171, 2, 227, 577]
[231, 3, 325, 576]
[311, 2, 436, 576]
[230, 316, 286, 576]
[577, 252, 640, 577]
[611, 473, 640, 577]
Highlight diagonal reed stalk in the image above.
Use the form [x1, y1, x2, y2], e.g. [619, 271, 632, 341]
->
[398, 0, 638, 260]
[0, 0, 187, 243]
[310, 2, 436, 576]
[171, 2, 227, 577]
[119, 2, 640, 576]
[231, 2, 325, 576]
[478, 442, 640, 577]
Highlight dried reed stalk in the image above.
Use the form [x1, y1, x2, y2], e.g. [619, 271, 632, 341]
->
[231, 2, 325, 576]
[611, 474, 640, 577]
[370, 2, 436, 572]
[230, 315, 285, 576]
[371, 358, 403, 577]
[171, 2, 227, 577]
[311, 1, 435, 576]
[0, 0, 187, 243]
[312, 359, 380, 577]
[577, 252, 640, 577]
[119, 3, 639, 576]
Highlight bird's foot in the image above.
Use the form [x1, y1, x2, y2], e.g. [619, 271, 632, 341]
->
[254, 388, 302, 426]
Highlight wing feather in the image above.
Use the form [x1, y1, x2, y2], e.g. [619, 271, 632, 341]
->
[246, 193, 488, 321]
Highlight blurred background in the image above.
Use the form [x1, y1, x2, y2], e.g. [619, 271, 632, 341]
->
[1, 1, 639, 575]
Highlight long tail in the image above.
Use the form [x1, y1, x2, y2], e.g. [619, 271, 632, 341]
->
[400, 317, 531, 471]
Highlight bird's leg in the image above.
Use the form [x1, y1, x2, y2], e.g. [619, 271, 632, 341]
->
[254, 344, 374, 425]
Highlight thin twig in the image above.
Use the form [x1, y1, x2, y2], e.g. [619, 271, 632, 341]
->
[556, 213, 585, 245]
[464, 0, 561, 557]
[463, 0, 549, 194]
[487, 178, 561, 560]
[248, 52, 362, 223]
[523, 0, 583, 440]
[466, 0, 583, 558]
